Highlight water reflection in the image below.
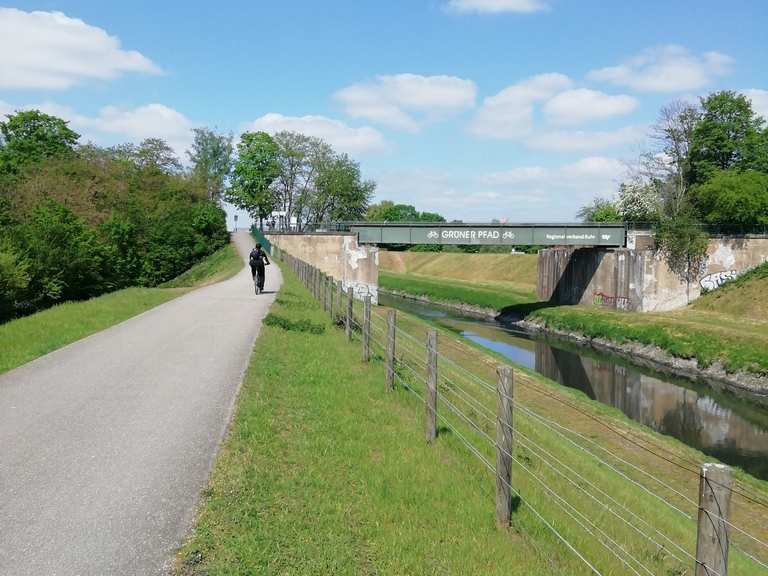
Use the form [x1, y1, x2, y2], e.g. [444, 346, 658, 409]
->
[381, 293, 768, 480]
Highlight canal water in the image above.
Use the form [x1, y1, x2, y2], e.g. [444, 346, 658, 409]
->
[380, 293, 768, 481]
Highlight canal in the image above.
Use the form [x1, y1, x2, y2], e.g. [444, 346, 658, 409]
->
[380, 293, 768, 481]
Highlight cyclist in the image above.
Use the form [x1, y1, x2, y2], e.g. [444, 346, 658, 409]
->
[249, 243, 270, 294]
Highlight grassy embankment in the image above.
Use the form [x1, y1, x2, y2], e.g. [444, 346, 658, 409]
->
[380, 270, 536, 311]
[379, 250, 537, 292]
[0, 242, 242, 375]
[378, 250, 538, 311]
[381, 253, 768, 377]
[529, 262, 768, 377]
[177, 260, 768, 575]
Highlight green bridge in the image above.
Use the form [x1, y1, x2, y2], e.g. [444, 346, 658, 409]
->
[344, 222, 626, 247]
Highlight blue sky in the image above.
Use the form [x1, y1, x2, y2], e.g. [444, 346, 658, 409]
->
[1, 0, 767, 224]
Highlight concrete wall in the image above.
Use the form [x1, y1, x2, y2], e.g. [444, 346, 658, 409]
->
[266, 233, 379, 303]
[538, 236, 768, 312]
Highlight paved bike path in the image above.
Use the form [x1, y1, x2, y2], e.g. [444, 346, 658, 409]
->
[0, 231, 280, 575]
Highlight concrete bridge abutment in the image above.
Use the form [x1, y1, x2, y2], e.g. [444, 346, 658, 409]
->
[538, 236, 768, 312]
[266, 233, 379, 303]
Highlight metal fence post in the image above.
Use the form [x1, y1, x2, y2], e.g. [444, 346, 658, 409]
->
[426, 329, 438, 443]
[362, 295, 371, 362]
[346, 287, 354, 342]
[695, 463, 732, 576]
[386, 310, 396, 391]
[496, 365, 514, 528]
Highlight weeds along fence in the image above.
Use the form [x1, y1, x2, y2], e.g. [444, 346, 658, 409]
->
[274, 247, 768, 576]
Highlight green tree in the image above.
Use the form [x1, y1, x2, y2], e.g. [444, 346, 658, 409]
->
[271, 132, 324, 229]
[576, 198, 621, 222]
[366, 202, 416, 221]
[0, 110, 79, 175]
[644, 100, 701, 216]
[366, 201, 445, 222]
[187, 128, 233, 201]
[654, 214, 709, 303]
[419, 211, 446, 222]
[688, 91, 768, 185]
[228, 132, 281, 228]
[0, 236, 30, 321]
[22, 201, 107, 304]
[107, 139, 182, 174]
[310, 153, 375, 223]
[693, 170, 768, 228]
[616, 179, 661, 223]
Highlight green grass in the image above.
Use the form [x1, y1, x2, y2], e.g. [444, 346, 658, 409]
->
[162, 243, 243, 288]
[529, 306, 768, 376]
[379, 251, 538, 292]
[0, 287, 181, 374]
[177, 264, 768, 574]
[175, 266, 576, 575]
[524, 264, 768, 376]
[380, 271, 536, 312]
[692, 262, 768, 321]
[0, 241, 245, 375]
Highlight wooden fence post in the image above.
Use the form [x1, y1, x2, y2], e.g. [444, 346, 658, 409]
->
[496, 365, 514, 528]
[336, 281, 343, 323]
[386, 310, 396, 391]
[426, 329, 438, 443]
[346, 287, 354, 342]
[321, 273, 327, 311]
[328, 277, 334, 320]
[362, 295, 371, 362]
[310, 266, 315, 297]
[695, 463, 732, 576]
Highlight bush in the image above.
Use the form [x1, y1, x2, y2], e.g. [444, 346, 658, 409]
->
[0, 237, 30, 321]
[693, 170, 768, 228]
[22, 201, 107, 306]
[0, 116, 230, 322]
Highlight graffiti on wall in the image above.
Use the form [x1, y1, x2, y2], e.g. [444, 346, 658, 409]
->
[699, 270, 738, 291]
[593, 291, 631, 310]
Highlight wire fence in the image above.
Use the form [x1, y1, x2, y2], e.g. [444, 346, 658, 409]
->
[273, 245, 768, 576]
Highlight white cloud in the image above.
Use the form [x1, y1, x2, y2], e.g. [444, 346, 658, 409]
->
[470, 73, 572, 138]
[476, 157, 626, 218]
[0, 101, 196, 157]
[0, 8, 160, 90]
[588, 45, 732, 93]
[543, 89, 638, 125]
[335, 74, 476, 131]
[480, 166, 547, 185]
[742, 89, 768, 121]
[372, 156, 627, 222]
[247, 113, 387, 154]
[526, 125, 647, 151]
[559, 156, 626, 181]
[482, 157, 625, 189]
[445, 0, 548, 14]
[80, 104, 195, 156]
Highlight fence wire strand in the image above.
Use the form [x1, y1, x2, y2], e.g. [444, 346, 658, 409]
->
[286, 255, 768, 573]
